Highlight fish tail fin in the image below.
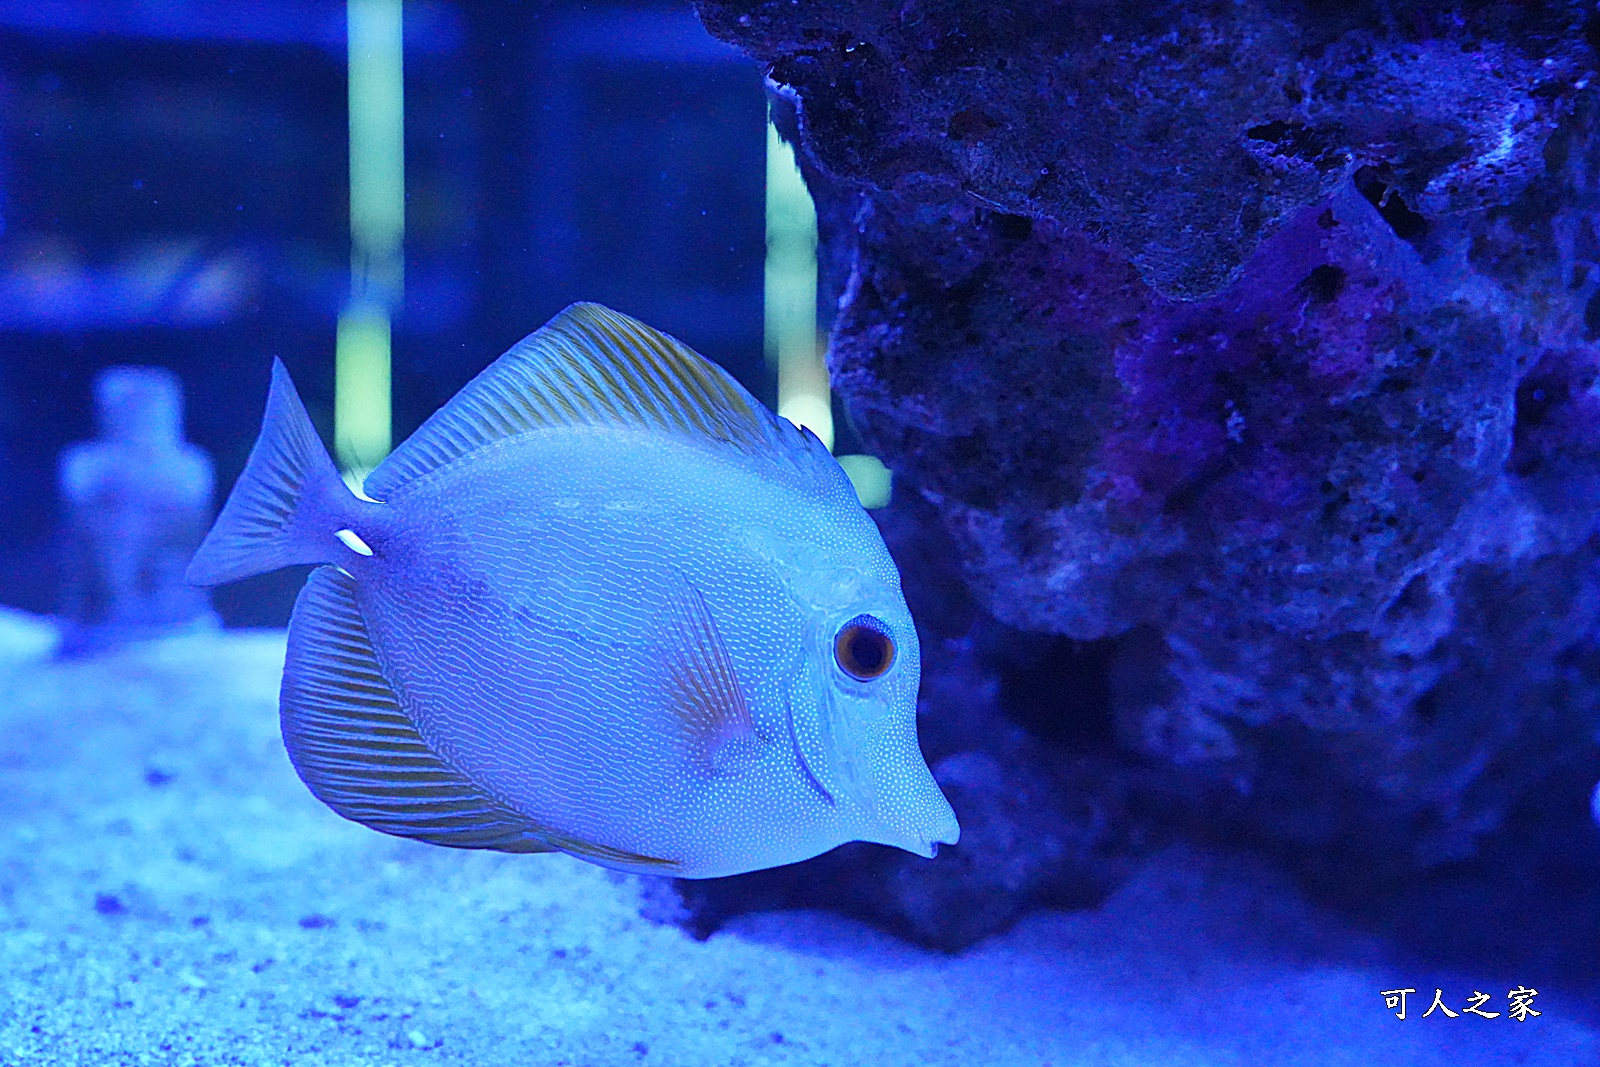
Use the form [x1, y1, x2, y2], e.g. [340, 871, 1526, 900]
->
[187, 358, 357, 587]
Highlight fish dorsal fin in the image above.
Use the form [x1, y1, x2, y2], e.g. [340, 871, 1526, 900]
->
[280, 566, 556, 854]
[364, 302, 824, 499]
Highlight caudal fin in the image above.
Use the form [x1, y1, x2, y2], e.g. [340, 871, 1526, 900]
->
[187, 358, 354, 587]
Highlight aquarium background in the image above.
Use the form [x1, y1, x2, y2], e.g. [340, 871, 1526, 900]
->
[1, 1, 1598, 1065]
[0, 0, 784, 628]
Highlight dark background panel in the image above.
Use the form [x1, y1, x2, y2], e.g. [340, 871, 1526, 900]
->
[0, 1, 767, 627]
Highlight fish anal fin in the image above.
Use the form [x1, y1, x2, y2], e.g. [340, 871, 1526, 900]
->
[363, 303, 830, 499]
[540, 830, 682, 874]
[281, 566, 556, 854]
[657, 574, 764, 775]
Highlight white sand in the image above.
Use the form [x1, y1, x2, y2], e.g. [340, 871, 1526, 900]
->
[0, 625, 1592, 1066]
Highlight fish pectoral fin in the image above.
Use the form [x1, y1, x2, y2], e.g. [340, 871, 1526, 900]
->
[363, 302, 835, 501]
[281, 565, 556, 855]
[656, 572, 762, 774]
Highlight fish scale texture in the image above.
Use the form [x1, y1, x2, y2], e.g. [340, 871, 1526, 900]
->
[1, 618, 1596, 1065]
[689, 0, 1600, 945]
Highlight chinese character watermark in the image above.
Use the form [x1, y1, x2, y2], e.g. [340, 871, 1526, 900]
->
[1382, 987, 1539, 1020]
[1380, 988, 1415, 1019]
[1422, 990, 1457, 1018]
[1508, 986, 1542, 1021]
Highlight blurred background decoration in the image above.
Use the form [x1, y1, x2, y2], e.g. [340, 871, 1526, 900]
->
[0, 0, 882, 628]
[56, 364, 217, 654]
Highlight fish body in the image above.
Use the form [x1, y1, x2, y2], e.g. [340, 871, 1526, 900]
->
[189, 304, 958, 878]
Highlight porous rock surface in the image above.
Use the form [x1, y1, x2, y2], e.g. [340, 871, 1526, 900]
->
[680, 0, 1600, 947]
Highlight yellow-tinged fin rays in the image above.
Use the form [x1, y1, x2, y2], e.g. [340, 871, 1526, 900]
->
[280, 565, 681, 872]
[362, 302, 832, 500]
[656, 572, 765, 775]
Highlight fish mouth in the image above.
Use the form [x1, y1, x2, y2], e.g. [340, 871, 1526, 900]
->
[870, 828, 953, 861]
[869, 800, 960, 860]
[921, 808, 961, 856]
[783, 671, 961, 859]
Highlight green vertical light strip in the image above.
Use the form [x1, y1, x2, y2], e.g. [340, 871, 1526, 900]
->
[338, 0, 404, 486]
[764, 113, 831, 452]
[336, 309, 391, 481]
[763, 111, 891, 508]
[836, 454, 892, 509]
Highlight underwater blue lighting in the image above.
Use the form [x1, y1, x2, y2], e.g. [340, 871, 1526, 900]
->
[0, 0, 345, 48]
[0, 0, 461, 54]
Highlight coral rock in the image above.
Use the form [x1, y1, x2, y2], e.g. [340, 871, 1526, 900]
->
[682, 0, 1600, 945]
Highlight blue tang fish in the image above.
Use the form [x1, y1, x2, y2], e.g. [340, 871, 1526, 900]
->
[188, 303, 959, 878]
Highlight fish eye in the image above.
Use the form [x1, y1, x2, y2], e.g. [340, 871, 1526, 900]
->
[833, 614, 896, 681]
